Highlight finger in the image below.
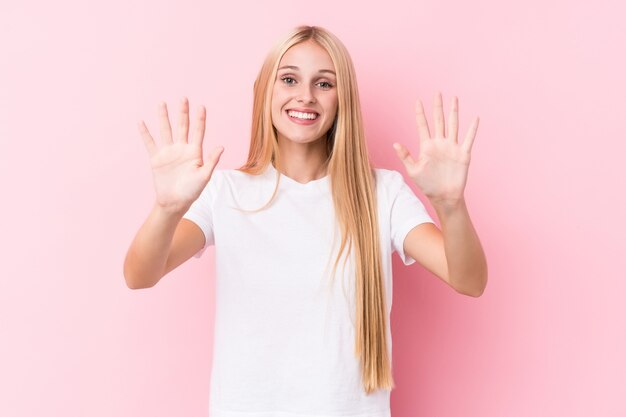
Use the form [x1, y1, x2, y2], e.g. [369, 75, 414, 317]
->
[434, 91, 445, 138]
[415, 99, 431, 143]
[190, 105, 206, 148]
[392, 142, 417, 170]
[177, 97, 189, 143]
[448, 96, 459, 143]
[158, 101, 174, 145]
[462, 116, 480, 153]
[137, 120, 157, 157]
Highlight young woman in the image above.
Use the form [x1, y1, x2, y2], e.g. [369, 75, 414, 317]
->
[124, 25, 487, 417]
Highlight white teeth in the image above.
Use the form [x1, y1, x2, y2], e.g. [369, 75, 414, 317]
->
[288, 110, 318, 120]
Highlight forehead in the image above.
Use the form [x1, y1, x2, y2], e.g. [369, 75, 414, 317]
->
[278, 40, 335, 72]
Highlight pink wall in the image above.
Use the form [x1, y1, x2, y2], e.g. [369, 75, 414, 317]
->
[1, 0, 624, 416]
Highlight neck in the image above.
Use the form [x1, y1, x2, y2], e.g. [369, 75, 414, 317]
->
[275, 134, 329, 184]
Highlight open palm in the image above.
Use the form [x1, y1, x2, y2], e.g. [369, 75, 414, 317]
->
[393, 92, 479, 207]
[137, 97, 224, 214]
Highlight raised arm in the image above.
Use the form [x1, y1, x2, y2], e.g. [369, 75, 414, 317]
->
[392, 92, 487, 297]
[123, 97, 223, 289]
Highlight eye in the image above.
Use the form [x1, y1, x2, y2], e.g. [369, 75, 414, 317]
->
[317, 81, 334, 90]
[280, 76, 296, 85]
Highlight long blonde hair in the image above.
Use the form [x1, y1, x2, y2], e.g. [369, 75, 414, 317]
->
[237, 25, 394, 394]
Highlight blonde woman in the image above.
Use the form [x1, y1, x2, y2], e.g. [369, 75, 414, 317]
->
[124, 25, 487, 417]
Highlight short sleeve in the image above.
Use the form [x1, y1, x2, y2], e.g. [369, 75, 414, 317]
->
[389, 171, 436, 266]
[181, 171, 220, 258]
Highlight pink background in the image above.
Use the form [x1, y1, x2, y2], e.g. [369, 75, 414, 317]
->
[1, 0, 624, 416]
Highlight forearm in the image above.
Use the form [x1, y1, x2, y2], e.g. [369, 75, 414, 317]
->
[123, 202, 185, 289]
[432, 198, 488, 297]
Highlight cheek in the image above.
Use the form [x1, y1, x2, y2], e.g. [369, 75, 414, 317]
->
[327, 97, 338, 120]
[271, 87, 288, 115]
[328, 91, 338, 111]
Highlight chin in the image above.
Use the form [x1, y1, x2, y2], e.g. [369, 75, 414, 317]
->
[274, 126, 321, 143]
[288, 131, 328, 143]
[285, 136, 321, 144]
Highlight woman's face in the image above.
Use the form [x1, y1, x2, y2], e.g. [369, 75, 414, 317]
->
[271, 40, 338, 146]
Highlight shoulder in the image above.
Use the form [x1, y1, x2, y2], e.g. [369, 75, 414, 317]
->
[373, 167, 402, 182]
[216, 167, 273, 186]
[205, 168, 226, 190]
[208, 166, 276, 201]
[373, 167, 407, 195]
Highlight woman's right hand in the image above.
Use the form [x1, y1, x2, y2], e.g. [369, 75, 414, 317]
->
[137, 97, 224, 215]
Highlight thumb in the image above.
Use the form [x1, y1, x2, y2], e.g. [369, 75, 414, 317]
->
[392, 142, 416, 169]
[201, 146, 224, 180]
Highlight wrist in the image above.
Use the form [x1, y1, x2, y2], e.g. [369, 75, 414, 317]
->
[152, 200, 188, 219]
[430, 196, 467, 216]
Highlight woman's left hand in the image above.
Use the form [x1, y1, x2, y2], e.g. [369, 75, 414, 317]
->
[393, 92, 479, 208]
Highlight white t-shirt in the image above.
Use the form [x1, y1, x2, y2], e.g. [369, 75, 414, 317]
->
[182, 163, 435, 417]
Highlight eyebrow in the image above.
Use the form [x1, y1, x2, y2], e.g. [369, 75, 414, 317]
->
[278, 65, 336, 75]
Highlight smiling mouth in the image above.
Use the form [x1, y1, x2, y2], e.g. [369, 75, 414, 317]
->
[287, 110, 319, 120]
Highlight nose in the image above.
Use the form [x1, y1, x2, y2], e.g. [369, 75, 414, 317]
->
[296, 84, 316, 104]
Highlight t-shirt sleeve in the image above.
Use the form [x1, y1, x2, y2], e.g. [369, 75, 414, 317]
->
[181, 171, 220, 259]
[389, 170, 436, 266]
